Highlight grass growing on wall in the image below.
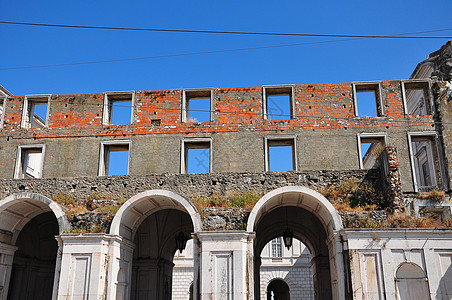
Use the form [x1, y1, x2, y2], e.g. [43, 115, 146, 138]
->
[320, 178, 384, 212]
[192, 191, 261, 211]
[416, 189, 446, 202]
[52, 192, 125, 219]
[344, 213, 452, 229]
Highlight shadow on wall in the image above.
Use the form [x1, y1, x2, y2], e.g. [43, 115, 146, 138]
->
[437, 263, 452, 299]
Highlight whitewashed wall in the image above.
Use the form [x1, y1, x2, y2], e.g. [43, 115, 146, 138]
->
[344, 229, 452, 300]
[171, 238, 315, 300]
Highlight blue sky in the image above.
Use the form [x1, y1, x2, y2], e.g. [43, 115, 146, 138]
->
[0, 0, 451, 96]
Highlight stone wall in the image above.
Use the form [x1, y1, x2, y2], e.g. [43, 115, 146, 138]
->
[433, 81, 452, 191]
[0, 171, 379, 203]
[0, 170, 382, 231]
[0, 81, 438, 193]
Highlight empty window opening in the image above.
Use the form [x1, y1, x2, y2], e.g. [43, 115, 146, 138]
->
[15, 146, 45, 179]
[358, 135, 386, 169]
[183, 140, 211, 173]
[353, 83, 382, 117]
[183, 90, 212, 123]
[403, 81, 432, 115]
[99, 142, 130, 176]
[268, 95, 291, 120]
[103, 93, 133, 125]
[22, 96, 50, 128]
[271, 237, 282, 258]
[264, 86, 293, 120]
[410, 135, 440, 192]
[0, 98, 5, 127]
[266, 138, 296, 172]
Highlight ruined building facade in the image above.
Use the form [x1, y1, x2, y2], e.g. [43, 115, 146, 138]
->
[1, 42, 452, 299]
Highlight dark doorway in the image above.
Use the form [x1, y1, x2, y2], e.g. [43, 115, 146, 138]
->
[131, 209, 193, 300]
[7, 211, 59, 300]
[254, 206, 332, 300]
[267, 279, 290, 300]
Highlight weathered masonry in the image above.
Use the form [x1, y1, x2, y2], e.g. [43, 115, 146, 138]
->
[1, 41, 452, 300]
[0, 79, 445, 192]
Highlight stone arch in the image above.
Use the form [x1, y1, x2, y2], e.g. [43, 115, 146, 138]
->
[0, 192, 69, 244]
[0, 192, 69, 300]
[395, 262, 430, 300]
[266, 278, 290, 300]
[261, 274, 294, 299]
[247, 186, 343, 235]
[247, 186, 344, 300]
[108, 190, 202, 300]
[110, 189, 202, 240]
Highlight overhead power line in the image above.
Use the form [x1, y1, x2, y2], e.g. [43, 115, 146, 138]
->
[0, 39, 359, 70]
[1, 21, 451, 39]
[0, 22, 450, 71]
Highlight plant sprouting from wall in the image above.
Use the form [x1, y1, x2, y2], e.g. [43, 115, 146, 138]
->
[192, 191, 260, 211]
[320, 178, 384, 212]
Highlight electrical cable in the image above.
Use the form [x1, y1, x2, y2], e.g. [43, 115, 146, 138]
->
[0, 39, 360, 70]
[1, 21, 451, 39]
[0, 24, 451, 70]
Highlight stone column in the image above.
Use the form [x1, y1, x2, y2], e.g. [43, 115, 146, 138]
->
[197, 231, 254, 299]
[57, 234, 111, 300]
[192, 234, 201, 300]
[0, 243, 17, 300]
[51, 237, 63, 300]
[253, 256, 261, 300]
[158, 258, 175, 300]
[381, 146, 403, 212]
[105, 235, 135, 300]
[311, 255, 331, 300]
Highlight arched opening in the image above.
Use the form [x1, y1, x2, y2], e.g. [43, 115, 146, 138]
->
[131, 209, 193, 299]
[0, 193, 68, 300]
[109, 190, 202, 300]
[395, 262, 430, 300]
[7, 212, 59, 299]
[267, 279, 290, 300]
[247, 186, 343, 300]
[260, 237, 314, 299]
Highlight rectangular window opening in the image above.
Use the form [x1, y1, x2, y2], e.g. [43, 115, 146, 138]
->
[15, 146, 45, 179]
[264, 86, 293, 120]
[0, 98, 5, 127]
[271, 237, 282, 258]
[100, 143, 130, 176]
[23, 96, 50, 129]
[359, 136, 386, 170]
[353, 83, 382, 117]
[403, 82, 432, 116]
[410, 136, 440, 191]
[266, 138, 296, 172]
[183, 90, 211, 123]
[104, 93, 133, 125]
[183, 140, 211, 174]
